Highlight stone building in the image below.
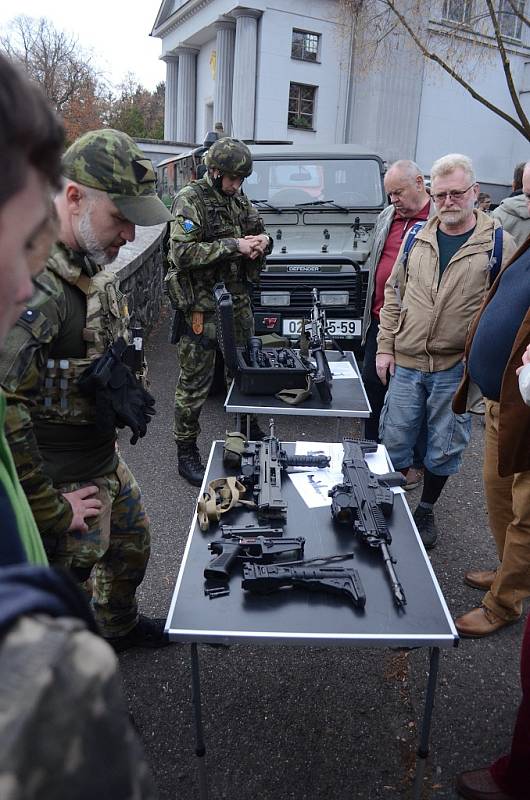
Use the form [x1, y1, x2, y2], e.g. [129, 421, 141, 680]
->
[152, 1, 530, 197]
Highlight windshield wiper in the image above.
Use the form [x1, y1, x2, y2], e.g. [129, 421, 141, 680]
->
[251, 199, 283, 214]
[295, 200, 349, 213]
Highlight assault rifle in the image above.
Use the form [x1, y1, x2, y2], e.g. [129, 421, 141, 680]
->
[242, 556, 366, 609]
[205, 535, 305, 580]
[301, 288, 333, 403]
[329, 439, 407, 608]
[239, 419, 330, 522]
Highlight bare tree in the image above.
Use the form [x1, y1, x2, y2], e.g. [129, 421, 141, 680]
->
[339, 0, 530, 140]
[1, 15, 97, 113]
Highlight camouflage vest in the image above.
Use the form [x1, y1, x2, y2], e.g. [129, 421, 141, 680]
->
[180, 179, 264, 310]
[32, 245, 130, 425]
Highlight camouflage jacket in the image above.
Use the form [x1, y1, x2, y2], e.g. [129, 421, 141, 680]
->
[166, 174, 271, 313]
[0, 243, 127, 536]
[0, 613, 158, 799]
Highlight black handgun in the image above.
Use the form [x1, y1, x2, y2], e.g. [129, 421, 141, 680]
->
[205, 536, 305, 580]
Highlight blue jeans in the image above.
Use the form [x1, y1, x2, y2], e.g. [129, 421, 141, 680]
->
[379, 363, 472, 476]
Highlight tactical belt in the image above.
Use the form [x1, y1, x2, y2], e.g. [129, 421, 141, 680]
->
[197, 477, 255, 532]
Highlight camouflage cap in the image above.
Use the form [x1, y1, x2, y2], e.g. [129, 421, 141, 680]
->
[204, 137, 253, 177]
[62, 129, 173, 226]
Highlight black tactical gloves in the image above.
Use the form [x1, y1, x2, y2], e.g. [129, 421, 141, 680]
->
[78, 339, 156, 445]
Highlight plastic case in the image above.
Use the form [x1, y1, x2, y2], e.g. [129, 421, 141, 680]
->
[214, 282, 311, 396]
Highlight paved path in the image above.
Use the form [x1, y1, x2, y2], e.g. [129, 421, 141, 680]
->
[118, 307, 524, 799]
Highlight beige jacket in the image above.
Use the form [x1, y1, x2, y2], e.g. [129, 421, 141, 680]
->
[377, 210, 516, 372]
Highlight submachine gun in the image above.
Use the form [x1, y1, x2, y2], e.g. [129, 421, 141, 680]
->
[300, 287, 346, 404]
[205, 532, 305, 580]
[300, 288, 333, 404]
[328, 439, 407, 608]
[239, 419, 330, 522]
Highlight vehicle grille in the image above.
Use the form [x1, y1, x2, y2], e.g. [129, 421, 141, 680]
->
[253, 271, 368, 312]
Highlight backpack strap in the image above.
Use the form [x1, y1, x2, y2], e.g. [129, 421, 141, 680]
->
[393, 221, 427, 307]
[488, 226, 503, 285]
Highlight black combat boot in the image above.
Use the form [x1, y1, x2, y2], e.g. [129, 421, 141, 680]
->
[177, 441, 205, 486]
[248, 418, 265, 441]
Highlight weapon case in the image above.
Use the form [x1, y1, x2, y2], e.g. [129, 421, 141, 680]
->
[213, 282, 311, 395]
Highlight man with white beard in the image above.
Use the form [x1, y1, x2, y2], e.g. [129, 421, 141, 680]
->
[0, 129, 174, 652]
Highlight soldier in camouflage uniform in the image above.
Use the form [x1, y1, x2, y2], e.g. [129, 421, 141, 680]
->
[0, 128, 174, 651]
[166, 137, 272, 485]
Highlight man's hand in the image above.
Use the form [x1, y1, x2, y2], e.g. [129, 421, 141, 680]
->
[239, 234, 269, 260]
[516, 343, 530, 375]
[63, 485, 102, 533]
[236, 237, 257, 258]
[376, 354, 395, 386]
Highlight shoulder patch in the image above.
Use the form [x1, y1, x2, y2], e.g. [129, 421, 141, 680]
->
[181, 219, 196, 233]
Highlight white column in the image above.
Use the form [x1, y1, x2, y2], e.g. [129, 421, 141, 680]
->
[231, 8, 261, 140]
[175, 46, 198, 143]
[162, 55, 179, 141]
[214, 16, 236, 136]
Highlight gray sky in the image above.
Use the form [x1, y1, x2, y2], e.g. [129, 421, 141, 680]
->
[0, 1, 166, 90]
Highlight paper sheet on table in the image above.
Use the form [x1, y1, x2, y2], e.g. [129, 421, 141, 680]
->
[288, 441, 403, 508]
[329, 361, 357, 380]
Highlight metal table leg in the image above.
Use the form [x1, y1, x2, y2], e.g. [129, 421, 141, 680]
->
[412, 646, 440, 800]
[190, 643, 208, 800]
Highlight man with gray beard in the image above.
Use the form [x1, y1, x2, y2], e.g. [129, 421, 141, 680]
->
[0, 129, 175, 652]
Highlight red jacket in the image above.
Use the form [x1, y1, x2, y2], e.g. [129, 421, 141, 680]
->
[453, 236, 530, 477]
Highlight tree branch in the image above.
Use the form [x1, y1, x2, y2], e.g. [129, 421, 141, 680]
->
[381, 0, 530, 140]
[485, 0, 530, 136]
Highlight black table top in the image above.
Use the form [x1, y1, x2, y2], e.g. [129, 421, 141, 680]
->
[166, 442, 458, 649]
[225, 351, 371, 417]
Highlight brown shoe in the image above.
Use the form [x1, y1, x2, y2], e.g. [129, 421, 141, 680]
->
[456, 766, 513, 799]
[455, 606, 519, 639]
[464, 569, 497, 590]
[405, 467, 424, 491]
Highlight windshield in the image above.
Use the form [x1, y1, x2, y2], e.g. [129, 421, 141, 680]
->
[245, 158, 384, 208]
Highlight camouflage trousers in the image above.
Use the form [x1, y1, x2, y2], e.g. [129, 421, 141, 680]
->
[42, 456, 150, 638]
[174, 292, 254, 443]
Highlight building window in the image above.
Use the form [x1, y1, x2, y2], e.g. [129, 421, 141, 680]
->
[291, 29, 320, 62]
[442, 0, 473, 23]
[498, 0, 524, 39]
[288, 83, 316, 129]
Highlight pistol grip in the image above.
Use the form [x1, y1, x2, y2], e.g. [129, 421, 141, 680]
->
[204, 544, 240, 580]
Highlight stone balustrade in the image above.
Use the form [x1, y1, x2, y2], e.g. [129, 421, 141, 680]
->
[109, 223, 168, 335]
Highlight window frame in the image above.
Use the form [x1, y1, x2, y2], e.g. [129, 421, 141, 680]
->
[442, 0, 473, 24]
[498, 0, 524, 40]
[287, 82, 317, 131]
[291, 28, 321, 63]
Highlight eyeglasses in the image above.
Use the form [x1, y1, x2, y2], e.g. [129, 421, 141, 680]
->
[432, 183, 475, 203]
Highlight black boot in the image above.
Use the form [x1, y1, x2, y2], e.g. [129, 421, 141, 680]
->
[248, 418, 265, 441]
[177, 441, 205, 486]
[413, 505, 438, 550]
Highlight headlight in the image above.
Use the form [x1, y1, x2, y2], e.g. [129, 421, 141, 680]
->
[320, 291, 349, 306]
[260, 292, 290, 306]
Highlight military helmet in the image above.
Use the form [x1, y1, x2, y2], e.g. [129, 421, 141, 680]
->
[62, 129, 172, 226]
[204, 137, 253, 178]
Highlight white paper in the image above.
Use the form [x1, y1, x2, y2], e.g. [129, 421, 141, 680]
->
[329, 360, 357, 380]
[288, 441, 404, 508]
